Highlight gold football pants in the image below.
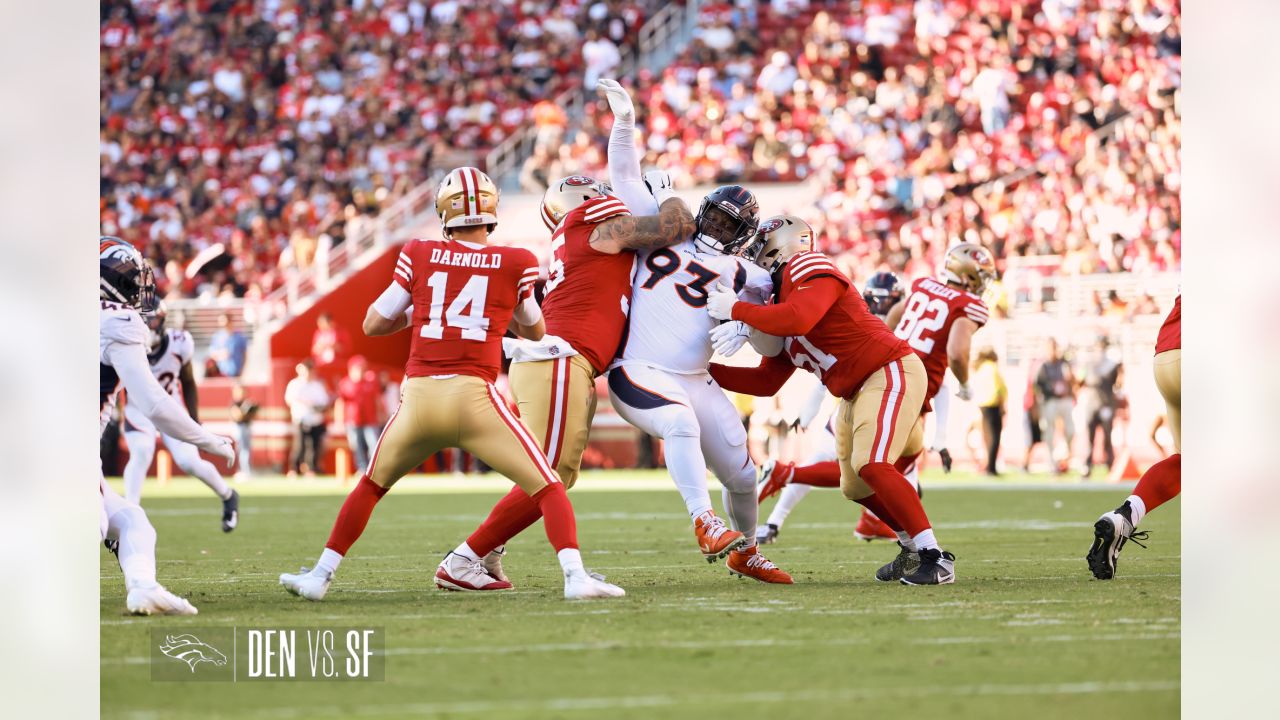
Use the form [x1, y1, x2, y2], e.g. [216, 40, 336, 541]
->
[507, 354, 598, 488]
[834, 353, 927, 500]
[366, 375, 557, 494]
[1154, 349, 1181, 452]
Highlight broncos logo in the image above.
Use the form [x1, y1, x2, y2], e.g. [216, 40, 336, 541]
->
[159, 634, 228, 673]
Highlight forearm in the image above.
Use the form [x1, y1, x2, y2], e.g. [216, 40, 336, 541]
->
[607, 114, 659, 216]
[112, 347, 216, 449]
[510, 317, 545, 340]
[731, 280, 841, 336]
[709, 354, 796, 397]
[592, 196, 694, 252]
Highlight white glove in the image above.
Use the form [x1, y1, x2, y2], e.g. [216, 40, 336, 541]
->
[203, 434, 237, 469]
[597, 78, 634, 123]
[955, 383, 972, 401]
[709, 321, 751, 357]
[643, 169, 677, 206]
[706, 282, 738, 321]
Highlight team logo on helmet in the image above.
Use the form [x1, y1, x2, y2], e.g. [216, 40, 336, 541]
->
[564, 176, 596, 186]
[757, 217, 785, 234]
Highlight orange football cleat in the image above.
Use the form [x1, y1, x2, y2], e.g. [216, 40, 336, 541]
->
[694, 512, 748, 562]
[756, 460, 795, 502]
[727, 545, 794, 584]
[853, 509, 898, 542]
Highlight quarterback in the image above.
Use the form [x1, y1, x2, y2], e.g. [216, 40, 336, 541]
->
[280, 166, 624, 601]
[707, 217, 957, 585]
[99, 237, 236, 615]
[122, 298, 240, 532]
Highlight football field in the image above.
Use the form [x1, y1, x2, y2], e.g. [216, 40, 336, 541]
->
[101, 471, 1180, 719]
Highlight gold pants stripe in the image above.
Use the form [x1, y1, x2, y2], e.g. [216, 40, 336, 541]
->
[835, 353, 927, 499]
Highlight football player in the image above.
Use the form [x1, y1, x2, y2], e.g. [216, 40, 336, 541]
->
[706, 217, 957, 585]
[279, 167, 626, 601]
[1087, 294, 1180, 579]
[99, 237, 236, 615]
[122, 299, 240, 531]
[755, 272, 912, 545]
[437, 81, 697, 589]
[605, 180, 792, 582]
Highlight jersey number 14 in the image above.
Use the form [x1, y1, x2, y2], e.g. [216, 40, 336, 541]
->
[420, 271, 490, 342]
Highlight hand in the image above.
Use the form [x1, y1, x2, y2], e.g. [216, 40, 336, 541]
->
[205, 434, 237, 469]
[709, 321, 750, 357]
[596, 78, 634, 123]
[938, 448, 953, 474]
[706, 282, 738, 321]
[643, 169, 677, 206]
[955, 383, 972, 401]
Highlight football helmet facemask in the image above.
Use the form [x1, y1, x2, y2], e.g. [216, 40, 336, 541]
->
[940, 242, 997, 295]
[100, 236, 156, 310]
[694, 185, 759, 254]
[436, 166, 499, 235]
[862, 271, 904, 317]
[540, 175, 613, 231]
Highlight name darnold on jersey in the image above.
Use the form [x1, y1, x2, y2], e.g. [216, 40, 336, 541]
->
[396, 238, 539, 383]
[893, 277, 989, 403]
[541, 194, 635, 374]
[618, 240, 772, 373]
[100, 301, 150, 435]
[776, 252, 912, 399]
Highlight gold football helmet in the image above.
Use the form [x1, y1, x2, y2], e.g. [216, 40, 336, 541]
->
[436, 166, 499, 234]
[540, 175, 611, 231]
[742, 214, 815, 275]
[940, 242, 997, 295]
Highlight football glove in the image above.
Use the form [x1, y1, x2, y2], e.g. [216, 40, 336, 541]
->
[643, 169, 677, 206]
[203, 434, 237, 468]
[706, 282, 738, 321]
[709, 321, 750, 357]
[596, 78, 634, 123]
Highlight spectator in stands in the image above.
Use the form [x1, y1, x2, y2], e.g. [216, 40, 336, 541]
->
[1035, 338, 1077, 474]
[207, 313, 247, 378]
[1078, 337, 1123, 478]
[284, 360, 331, 479]
[583, 29, 622, 89]
[230, 384, 259, 482]
[973, 347, 1007, 476]
[1022, 370, 1044, 473]
[337, 356, 382, 475]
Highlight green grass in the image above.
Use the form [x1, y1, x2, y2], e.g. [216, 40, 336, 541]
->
[101, 471, 1179, 719]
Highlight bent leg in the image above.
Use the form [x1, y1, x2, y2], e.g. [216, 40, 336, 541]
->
[163, 435, 231, 499]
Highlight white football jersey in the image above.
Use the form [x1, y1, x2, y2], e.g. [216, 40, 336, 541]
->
[615, 239, 772, 374]
[100, 301, 149, 436]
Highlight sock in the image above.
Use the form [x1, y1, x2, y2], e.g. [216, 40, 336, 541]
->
[533, 482, 578, 552]
[1129, 454, 1180, 526]
[791, 461, 840, 487]
[858, 462, 932, 537]
[721, 467, 758, 544]
[911, 528, 939, 551]
[557, 548, 585, 576]
[767, 483, 814, 528]
[450, 542, 481, 562]
[109, 504, 158, 588]
[466, 485, 542, 557]
[895, 531, 917, 551]
[186, 457, 233, 500]
[315, 547, 343, 576]
[665, 434, 714, 517]
[324, 474, 389, 556]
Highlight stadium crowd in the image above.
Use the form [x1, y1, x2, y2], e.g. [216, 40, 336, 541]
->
[100, 0, 654, 301]
[529, 0, 1180, 287]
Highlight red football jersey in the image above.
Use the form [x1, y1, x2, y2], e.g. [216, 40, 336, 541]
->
[1155, 294, 1180, 354]
[541, 194, 635, 374]
[776, 251, 913, 399]
[892, 277, 990, 402]
[394, 238, 538, 383]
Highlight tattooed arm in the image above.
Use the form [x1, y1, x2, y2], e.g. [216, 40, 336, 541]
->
[588, 197, 695, 255]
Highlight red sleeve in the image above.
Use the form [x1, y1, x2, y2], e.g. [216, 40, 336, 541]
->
[731, 276, 843, 336]
[709, 353, 797, 397]
[393, 241, 415, 290]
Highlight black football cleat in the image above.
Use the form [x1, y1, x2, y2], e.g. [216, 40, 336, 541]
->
[900, 548, 956, 585]
[1087, 501, 1148, 580]
[875, 542, 920, 582]
[222, 489, 240, 533]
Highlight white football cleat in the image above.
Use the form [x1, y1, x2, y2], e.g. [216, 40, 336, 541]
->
[126, 583, 198, 616]
[435, 552, 512, 591]
[483, 545, 509, 583]
[564, 570, 626, 600]
[280, 566, 333, 601]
